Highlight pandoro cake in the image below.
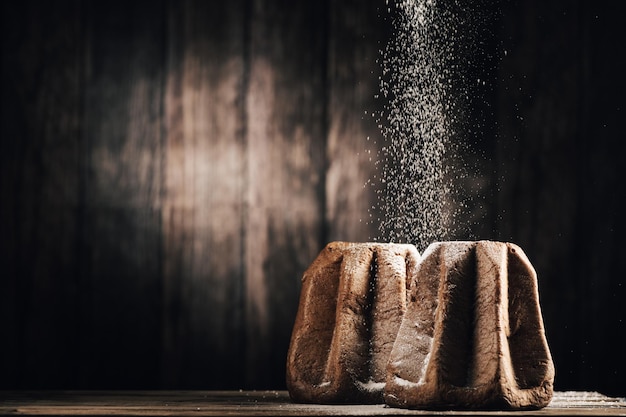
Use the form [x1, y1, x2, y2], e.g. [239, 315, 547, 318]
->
[286, 242, 421, 404]
[384, 241, 555, 410]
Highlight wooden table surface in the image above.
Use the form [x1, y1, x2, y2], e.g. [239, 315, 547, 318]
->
[1, 391, 625, 416]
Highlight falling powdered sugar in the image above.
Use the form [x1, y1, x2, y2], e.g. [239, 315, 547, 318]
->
[369, 0, 497, 252]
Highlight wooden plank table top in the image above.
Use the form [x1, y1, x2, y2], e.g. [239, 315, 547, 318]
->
[1, 391, 625, 416]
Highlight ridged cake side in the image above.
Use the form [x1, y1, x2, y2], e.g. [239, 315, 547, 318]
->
[384, 240, 554, 410]
[286, 241, 420, 404]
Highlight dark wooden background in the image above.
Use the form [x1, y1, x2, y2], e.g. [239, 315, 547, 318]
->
[1, 0, 624, 397]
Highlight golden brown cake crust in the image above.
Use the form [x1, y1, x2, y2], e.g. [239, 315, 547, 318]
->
[286, 240, 554, 409]
[384, 241, 555, 410]
[286, 241, 420, 404]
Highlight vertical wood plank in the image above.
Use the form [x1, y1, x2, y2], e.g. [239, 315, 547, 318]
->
[574, 1, 626, 397]
[0, 0, 623, 395]
[162, 0, 247, 388]
[326, 0, 386, 243]
[246, 0, 327, 388]
[495, 0, 583, 392]
[495, 0, 626, 396]
[81, 0, 165, 388]
[0, 0, 84, 388]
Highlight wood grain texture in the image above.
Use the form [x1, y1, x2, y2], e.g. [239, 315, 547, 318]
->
[326, 0, 385, 243]
[0, 391, 624, 416]
[493, 1, 626, 396]
[0, 0, 625, 396]
[245, 0, 327, 387]
[161, 0, 247, 389]
[0, 0, 85, 388]
[80, 0, 166, 388]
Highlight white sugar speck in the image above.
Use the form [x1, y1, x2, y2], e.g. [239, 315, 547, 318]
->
[368, 0, 496, 251]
